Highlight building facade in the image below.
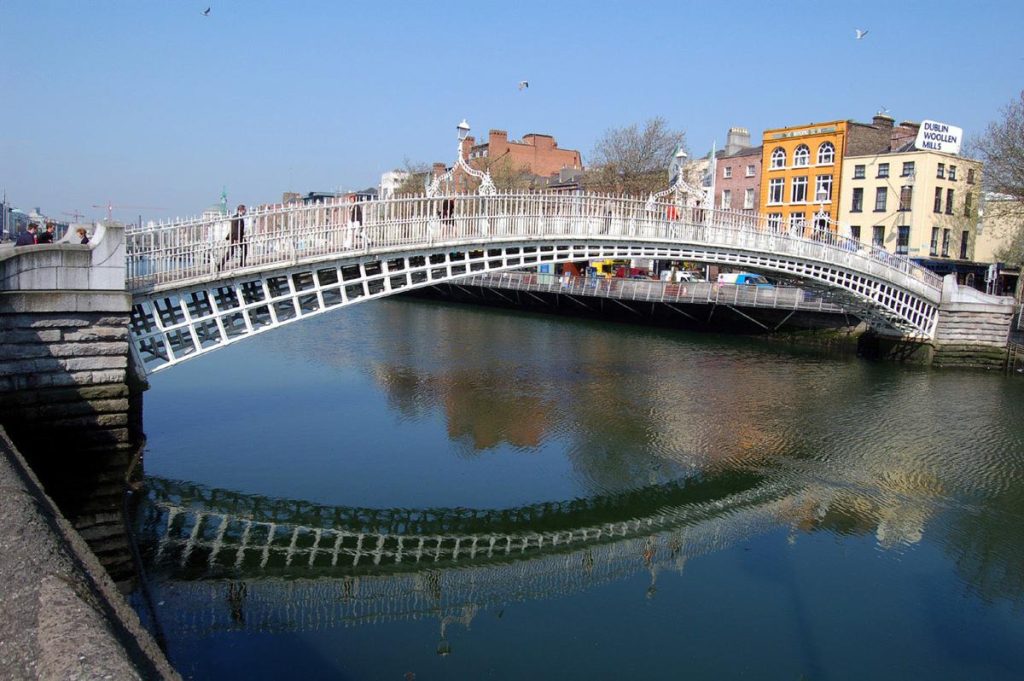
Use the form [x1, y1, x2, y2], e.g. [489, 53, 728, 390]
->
[714, 127, 762, 214]
[838, 148, 982, 266]
[760, 115, 895, 235]
[463, 129, 582, 181]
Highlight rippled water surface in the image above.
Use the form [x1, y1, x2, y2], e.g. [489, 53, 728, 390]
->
[132, 298, 1024, 680]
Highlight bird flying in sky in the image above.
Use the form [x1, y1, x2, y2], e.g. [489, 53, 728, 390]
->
[518, 81, 529, 91]
[202, 7, 211, 16]
[855, 28, 868, 39]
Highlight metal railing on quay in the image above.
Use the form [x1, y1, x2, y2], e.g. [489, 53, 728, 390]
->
[126, 192, 944, 295]
[465, 271, 846, 314]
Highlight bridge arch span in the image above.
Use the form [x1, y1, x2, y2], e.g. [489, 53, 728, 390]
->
[127, 193, 944, 374]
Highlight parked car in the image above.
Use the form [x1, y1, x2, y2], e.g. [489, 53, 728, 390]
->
[717, 272, 773, 288]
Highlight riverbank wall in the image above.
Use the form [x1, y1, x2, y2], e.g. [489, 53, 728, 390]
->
[0, 226, 145, 579]
[0, 426, 178, 680]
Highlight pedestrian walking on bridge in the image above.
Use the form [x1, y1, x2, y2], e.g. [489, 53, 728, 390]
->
[219, 204, 248, 270]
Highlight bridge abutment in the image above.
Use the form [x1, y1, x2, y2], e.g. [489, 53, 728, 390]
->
[931, 275, 1016, 369]
[0, 224, 144, 579]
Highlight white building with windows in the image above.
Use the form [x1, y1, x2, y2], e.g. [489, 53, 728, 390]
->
[379, 170, 411, 199]
[839, 147, 982, 274]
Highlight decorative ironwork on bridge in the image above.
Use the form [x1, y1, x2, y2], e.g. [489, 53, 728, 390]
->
[125, 192, 944, 374]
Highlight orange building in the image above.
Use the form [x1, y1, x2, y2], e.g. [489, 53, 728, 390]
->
[760, 115, 893, 234]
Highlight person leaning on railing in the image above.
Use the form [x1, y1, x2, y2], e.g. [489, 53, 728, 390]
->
[15, 222, 38, 246]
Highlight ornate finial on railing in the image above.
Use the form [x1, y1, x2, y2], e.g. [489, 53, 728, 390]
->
[646, 147, 706, 212]
[427, 119, 497, 197]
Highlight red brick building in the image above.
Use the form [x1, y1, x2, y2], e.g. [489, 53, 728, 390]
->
[462, 129, 582, 179]
[713, 127, 762, 214]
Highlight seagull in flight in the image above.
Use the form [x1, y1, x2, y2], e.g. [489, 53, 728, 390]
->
[202, 7, 211, 16]
[854, 28, 868, 39]
[518, 80, 529, 91]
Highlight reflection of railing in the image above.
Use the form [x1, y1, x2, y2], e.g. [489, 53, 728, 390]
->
[147, 498, 790, 637]
[136, 472, 778, 578]
[126, 192, 943, 297]
[462, 271, 848, 314]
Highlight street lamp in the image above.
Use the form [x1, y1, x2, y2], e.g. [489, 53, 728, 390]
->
[426, 119, 497, 197]
[814, 185, 830, 236]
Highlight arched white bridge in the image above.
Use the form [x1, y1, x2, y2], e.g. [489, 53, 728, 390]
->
[126, 192, 944, 374]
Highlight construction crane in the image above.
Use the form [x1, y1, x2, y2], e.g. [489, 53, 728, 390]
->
[92, 201, 164, 222]
[62, 210, 86, 222]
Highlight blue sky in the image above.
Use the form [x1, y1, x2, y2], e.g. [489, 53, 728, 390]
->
[1, 0, 1021, 222]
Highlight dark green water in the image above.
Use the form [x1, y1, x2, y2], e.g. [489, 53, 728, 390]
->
[131, 297, 1024, 680]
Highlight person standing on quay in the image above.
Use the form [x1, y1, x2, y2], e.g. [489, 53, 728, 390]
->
[76, 227, 90, 244]
[15, 223, 38, 246]
[219, 204, 248, 270]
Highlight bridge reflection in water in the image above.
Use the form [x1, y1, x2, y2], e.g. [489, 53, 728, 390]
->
[134, 468, 929, 643]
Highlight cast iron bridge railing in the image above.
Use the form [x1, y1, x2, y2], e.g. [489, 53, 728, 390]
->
[125, 192, 943, 374]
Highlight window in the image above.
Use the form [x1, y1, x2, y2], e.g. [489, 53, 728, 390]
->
[941, 229, 951, 257]
[960, 231, 970, 259]
[874, 187, 887, 212]
[877, 163, 890, 178]
[967, 168, 975, 184]
[930, 227, 940, 256]
[723, 166, 732, 179]
[744, 188, 755, 209]
[851, 187, 864, 212]
[873, 225, 885, 247]
[964, 193, 973, 217]
[937, 163, 945, 179]
[896, 226, 910, 255]
[789, 213, 806, 234]
[899, 185, 913, 211]
[948, 166, 957, 181]
[791, 176, 808, 203]
[721, 190, 732, 209]
[817, 142, 835, 165]
[793, 145, 810, 167]
[770, 147, 786, 169]
[746, 164, 756, 177]
[934, 187, 943, 213]
[945, 188, 954, 215]
[850, 225, 861, 242]
[814, 175, 833, 203]
[854, 164, 866, 179]
[767, 213, 783, 231]
[901, 161, 915, 177]
[768, 178, 784, 204]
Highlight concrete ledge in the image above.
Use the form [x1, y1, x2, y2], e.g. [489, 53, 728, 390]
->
[0, 290, 132, 314]
[0, 427, 179, 680]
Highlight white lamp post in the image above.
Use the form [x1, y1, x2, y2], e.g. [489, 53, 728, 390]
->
[427, 119, 496, 197]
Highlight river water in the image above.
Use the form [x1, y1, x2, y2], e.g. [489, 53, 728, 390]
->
[130, 297, 1024, 680]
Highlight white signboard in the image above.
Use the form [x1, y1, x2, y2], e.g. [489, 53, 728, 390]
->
[915, 120, 963, 154]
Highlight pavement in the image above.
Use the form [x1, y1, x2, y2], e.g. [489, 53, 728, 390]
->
[0, 427, 179, 680]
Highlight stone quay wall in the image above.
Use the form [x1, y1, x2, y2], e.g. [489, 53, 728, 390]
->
[0, 427, 177, 680]
[0, 224, 143, 578]
[931, 275, 1016, 369]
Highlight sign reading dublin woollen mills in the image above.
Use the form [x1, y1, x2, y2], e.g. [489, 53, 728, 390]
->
[914, 120, 963, 154]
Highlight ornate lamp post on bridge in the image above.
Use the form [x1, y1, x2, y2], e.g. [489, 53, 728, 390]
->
[426, 119, 497, 197]
[646, 147, 710, 214]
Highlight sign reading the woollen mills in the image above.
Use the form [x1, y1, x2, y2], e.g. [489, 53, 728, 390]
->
[915, 120, 963, 154]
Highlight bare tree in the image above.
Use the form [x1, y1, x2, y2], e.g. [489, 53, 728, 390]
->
[975, 91, 1024, 265]
[394, 159, 433, 196]
[587, 117, 688, 196]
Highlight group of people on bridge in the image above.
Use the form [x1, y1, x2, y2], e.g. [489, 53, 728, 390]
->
[14, 222, 90, 246]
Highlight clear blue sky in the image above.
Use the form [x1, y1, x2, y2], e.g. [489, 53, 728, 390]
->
[1, 0, 1021, 222]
